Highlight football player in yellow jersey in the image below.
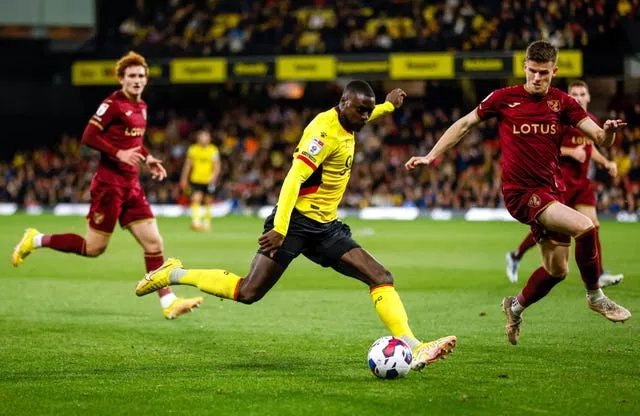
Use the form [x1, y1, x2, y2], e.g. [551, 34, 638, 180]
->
[180, 129, 221, 231]
[136, 80, 457, 371]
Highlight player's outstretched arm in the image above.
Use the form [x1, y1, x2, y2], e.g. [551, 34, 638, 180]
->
[591, 146, 618, 177]
[577, 117, 627, 148]
[209, 153, 222, 188]
[179, 157, 192, 189]
[385, 88, 406, 109]
[560, 145, 587, 163]
[369, 88, 406, 122]
[405, 109, 480, 170]
[82, 122, 145, 166]
[145, 154, 167, 181]
[259, 158, 315, 257]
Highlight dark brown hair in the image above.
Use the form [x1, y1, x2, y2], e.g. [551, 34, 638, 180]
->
[525, 40, 558, 64]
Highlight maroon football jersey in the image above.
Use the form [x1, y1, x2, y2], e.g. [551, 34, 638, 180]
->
[559, 113, 598, 188]
[88, 90, 147, 186]
[476, 85, 589, 192]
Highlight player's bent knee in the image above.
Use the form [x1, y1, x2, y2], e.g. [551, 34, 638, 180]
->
[371, 270, 394, 287]
[546, 263, 569, 278]
[235, 289, 264, 305]
[577, 216, 594, 233]
[235, 281, 265, 305]
[85, 244, 107, 257]
[144, 237, 163, 253]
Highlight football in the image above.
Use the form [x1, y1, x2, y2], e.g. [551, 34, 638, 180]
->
[367, 336, 413, 379]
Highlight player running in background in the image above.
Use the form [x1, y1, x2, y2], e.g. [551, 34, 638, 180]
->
[136, 80, 457, 370]
[506, 80, 623, 287]
[12, 51, 203, 320]
[179, 129, 221, 231]
[406, 41, 630, 345]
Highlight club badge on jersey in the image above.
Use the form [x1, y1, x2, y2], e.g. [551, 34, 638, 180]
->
[308, 137, 325, 155]
[547, 100, 560, 112]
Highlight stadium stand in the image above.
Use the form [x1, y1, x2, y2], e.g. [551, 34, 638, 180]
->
[1, 0, 639, 214]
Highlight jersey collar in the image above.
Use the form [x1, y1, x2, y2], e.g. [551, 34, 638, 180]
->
[334, 107, 353, 134]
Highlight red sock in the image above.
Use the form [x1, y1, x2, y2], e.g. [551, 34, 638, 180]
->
[42, 234, 86, 255]
[516, 266, 564, 307]
[145, 251, 172, 298]
[514, 232, 537, 259]
[594, 227, 603, 276]
[575, 228, 600, 290]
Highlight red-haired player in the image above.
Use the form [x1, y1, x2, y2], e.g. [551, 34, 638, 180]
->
[12, 52, 203, 319]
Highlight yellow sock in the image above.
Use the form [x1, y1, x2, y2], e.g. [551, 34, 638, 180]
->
[203, 204, 211, 221]
[370, 285, 415, 339]
[191, 202, 201, 225]
[178, 269, 242, 300]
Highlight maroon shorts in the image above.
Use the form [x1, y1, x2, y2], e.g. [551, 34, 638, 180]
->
[87, 179, 154, 235]
[563, 178, 596, 208]
[503, 187, 571, 246]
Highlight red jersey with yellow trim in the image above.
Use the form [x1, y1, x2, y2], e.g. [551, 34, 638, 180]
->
[291, 102, 394, 223]
[88, 90, 147, 187]
[559, 112, 598, 188]
[476, 85, 589, 192]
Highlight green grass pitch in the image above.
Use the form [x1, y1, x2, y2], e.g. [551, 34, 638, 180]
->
[0, 215, 638, 415]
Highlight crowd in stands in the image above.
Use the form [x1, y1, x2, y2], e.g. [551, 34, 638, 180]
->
[113, 0, 636, 57]
[2, 89, 640, 214]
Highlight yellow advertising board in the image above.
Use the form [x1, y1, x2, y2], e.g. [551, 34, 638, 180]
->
[390, 53, 454, 79]
[170, 58, 227, 83]
[72, 61, 118, 86]
[513, 50, 582, 78]
[276, 56, 336, 81]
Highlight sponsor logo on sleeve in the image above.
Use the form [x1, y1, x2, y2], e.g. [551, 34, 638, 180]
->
[308, 137, 325, 155]
[300, 151, 317, 162]
[96, 103, 109, 116]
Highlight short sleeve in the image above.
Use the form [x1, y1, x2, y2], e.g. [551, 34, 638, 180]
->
[186, 145, 195, 161]
[561, 92, 590, 127]
[89, 100, 118, 131]
[475, 90, 503, 120]
[293, 123, 336, 170]
[211, 146, 220, 161]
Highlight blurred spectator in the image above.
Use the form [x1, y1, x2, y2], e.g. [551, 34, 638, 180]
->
[102, 0, 629, 57]
[2, 86, 637, 215]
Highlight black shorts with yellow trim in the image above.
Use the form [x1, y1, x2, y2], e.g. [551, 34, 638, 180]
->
[259, 207, 360, 270]
[189, 182, 214, 195]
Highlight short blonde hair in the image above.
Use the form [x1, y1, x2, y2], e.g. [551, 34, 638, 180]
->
[115, 51, 148, 78]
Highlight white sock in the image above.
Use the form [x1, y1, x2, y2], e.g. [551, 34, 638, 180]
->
[33, 234, 44, 248]
[159, 292, 177, 309]
[401, 335, 421, 351]
[169, 268, 187, 284]
[511, 298, 525, 315]
[587, 288, 605, 303]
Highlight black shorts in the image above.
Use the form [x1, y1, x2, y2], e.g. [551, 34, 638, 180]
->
[190, 182, 214, 195]
[258, 208, 361, 270]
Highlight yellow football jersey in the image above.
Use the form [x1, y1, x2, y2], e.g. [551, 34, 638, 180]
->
[274, 102, 394, 234]
[187, 144, 219, 184]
